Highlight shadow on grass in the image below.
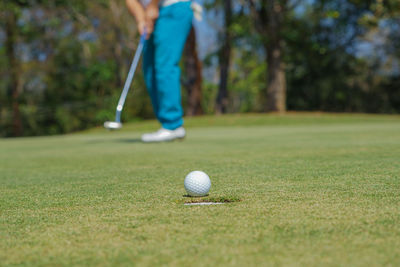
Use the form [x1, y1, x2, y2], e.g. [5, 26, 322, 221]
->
[84, 138, 142, 144]
[116, 139, 184, 144]
[180, 195, 241, 204]
[115, 138, 142, 143]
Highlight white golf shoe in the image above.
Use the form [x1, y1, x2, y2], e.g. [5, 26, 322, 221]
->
[141, 127, 186, 143]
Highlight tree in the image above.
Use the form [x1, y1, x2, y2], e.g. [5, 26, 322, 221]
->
[248, 0, 289, 113]
[284, 0, 400, 113]
[0, 0, 89, 136]
[2, 3, 23, 136]
[215, 0, 232, 114]
[183, 26, 203, 116]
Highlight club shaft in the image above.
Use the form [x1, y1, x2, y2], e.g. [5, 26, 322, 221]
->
[115, 34, 146, 122]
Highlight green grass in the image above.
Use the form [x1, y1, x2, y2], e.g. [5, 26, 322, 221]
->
[1, 113, 400, 266]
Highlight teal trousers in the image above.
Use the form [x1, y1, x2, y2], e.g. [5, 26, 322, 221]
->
[143, 2, 193, 130]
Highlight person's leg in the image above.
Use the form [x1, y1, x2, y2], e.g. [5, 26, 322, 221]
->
[153, 2, 193, 130]
[142, 35, 159, 120]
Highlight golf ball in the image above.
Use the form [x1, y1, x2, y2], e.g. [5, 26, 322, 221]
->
[184, 171, 211, 197]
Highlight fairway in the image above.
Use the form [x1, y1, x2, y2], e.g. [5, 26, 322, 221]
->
[1, 114, 400, 266]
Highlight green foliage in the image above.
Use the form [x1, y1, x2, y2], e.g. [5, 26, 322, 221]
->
[0, 0, 151, 137]
[227, 0, 400, 113]
[228, 50, 266, 112]
[284, 0, 400, 113]
[1, 0, 400, 136]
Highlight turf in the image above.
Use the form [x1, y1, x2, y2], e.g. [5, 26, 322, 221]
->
[1, 113, 400, 266]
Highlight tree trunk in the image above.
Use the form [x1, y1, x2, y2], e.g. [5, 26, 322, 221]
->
[215, 0, 232, 114]
[265, 0, 286, 112]
[183, 26, 203, 116]
[5, 10, 22, 136]
[266, 43, 286, 112]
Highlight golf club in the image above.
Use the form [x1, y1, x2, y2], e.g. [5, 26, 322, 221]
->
[104, 32, 146, 130]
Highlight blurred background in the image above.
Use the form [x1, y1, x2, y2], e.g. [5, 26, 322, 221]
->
[1, 0, 399, 137]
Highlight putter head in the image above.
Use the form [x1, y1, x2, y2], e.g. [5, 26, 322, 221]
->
[104, 121, 122, 130]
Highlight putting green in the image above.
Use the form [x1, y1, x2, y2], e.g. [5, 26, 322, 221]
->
[1, 113, 399, 266]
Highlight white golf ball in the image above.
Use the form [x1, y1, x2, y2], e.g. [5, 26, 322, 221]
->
[184, 171, 211, 197]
